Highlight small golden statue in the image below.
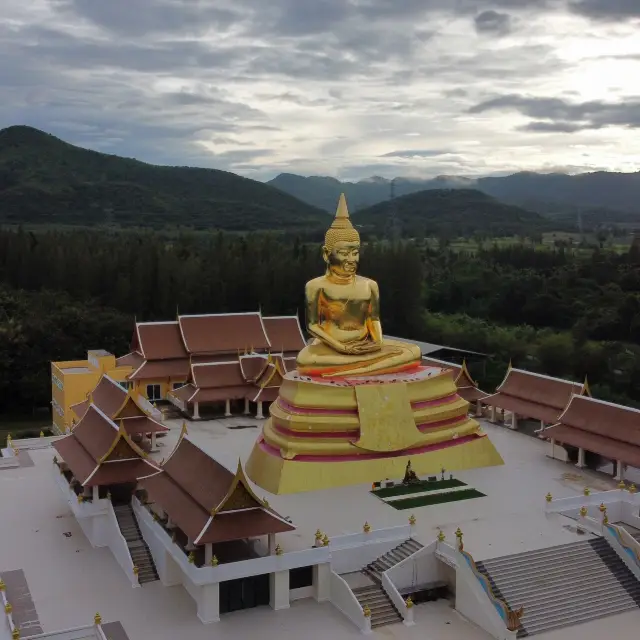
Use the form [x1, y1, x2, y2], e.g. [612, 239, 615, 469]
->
[296, 194, 421, 377]
[506, 606, 524, 631]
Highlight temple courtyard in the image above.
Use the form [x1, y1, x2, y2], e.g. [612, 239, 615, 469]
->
[1, 419, 639, 639]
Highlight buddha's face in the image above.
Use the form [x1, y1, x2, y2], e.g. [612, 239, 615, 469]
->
[323, 241, 360, 278]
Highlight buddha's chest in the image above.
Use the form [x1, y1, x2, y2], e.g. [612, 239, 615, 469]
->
[318, 282, 371, 320]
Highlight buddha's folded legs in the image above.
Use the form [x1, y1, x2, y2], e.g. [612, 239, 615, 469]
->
[296, 338, 421, 377]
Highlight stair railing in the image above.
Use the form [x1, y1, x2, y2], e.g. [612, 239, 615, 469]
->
[329, 570, 372, 633]
[381, 572, 413, 625]
[604, 523, 640, 580]
[106, 501, 140, 588]
[459, 549, 522, 631]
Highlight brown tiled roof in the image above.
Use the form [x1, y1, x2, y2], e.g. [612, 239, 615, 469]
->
[485, 393, 563, 424]
[192, 386, 251, 403]
[262, 316, 307, 353]
[53, 436, 96, 484]
[557, 395, 640, 447]
[421, 358, 487, 404]
[170, 384, 197, 403]
[140, 438, 294, 543]
[492, 368, 584, 411]
[545, 424, 640, 468]
[116, 352, 144, 368]
[129, 358, 190, 381]
[458, 386, 489, 403]
[239, 354, 268, 382]
[91, 376, 127, 417]
[197, 508, 295, 545]
[139, 471, 209, 541]
[53, 405, 158, 486]
[178, 313, 270, 355]
[72, 405, 120, 461]
[121, 416, 169, 436]
[134, 322, 188, 360]
[191, 361, 246, 388]
[70, 399, 90, 421]
[87, 460, 156, 487]
[114, 395, 147, 419]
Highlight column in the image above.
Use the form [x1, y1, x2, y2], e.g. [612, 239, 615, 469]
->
[475, 401, 483, 417]
[489, 405, 497, 423]
[205, 543, 213, 565]
[193, 402, 200, 420]
[269, 570, 290, 610]
[83, 485, 91, 498]
[313, 563, 331, 602]
[186, 538, 196, 551]
[150, 432, 157, 450]
[92, 485, 100, 501]
[614, 460, 624, 481]
[509, 412, 518, 431]
[224, 399, 231, 417]
[256, 401, 264, 419]
[244, 398, 250, 415]
[197, 583, 220, 624]
[576, 447, 586, 468]
[268, 533, 276, 554]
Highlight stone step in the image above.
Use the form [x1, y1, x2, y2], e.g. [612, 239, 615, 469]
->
[478, 540, 598, 566]
[489, 565, 633, 598]
[523, 600, 639, 636]
[479, 545, 608, 573]
[504, 575, 640, 611]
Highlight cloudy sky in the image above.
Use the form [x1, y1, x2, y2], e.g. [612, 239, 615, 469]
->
[1, 0, 639, 181]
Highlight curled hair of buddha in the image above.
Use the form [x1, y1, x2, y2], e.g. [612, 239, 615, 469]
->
[324, 193, 360, 252]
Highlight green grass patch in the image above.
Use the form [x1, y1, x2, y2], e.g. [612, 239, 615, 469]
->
[388, 488, 486, 510]
[372, 478, 466, 499]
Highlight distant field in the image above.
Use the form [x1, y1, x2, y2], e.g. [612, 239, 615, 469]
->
[423, 232, 633, 254]
[0, 415, 52, 447]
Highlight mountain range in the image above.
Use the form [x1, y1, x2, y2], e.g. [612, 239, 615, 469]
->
[268, 171, 640, 225]
[0, 126, 328, 231]
[0, 126, 562, 237]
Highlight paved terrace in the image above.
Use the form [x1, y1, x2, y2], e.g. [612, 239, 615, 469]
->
[1, 418, 638, 639]
[156, 417, 623, 559]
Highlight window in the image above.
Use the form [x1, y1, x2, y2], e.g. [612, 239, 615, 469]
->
[119, 381, 132, 390]
[52, 373, 63, 390]
[146, 384, 162, 401]
[51, 399, 64, 417]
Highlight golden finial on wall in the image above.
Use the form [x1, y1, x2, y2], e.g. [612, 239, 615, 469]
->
[545, 492, 553, 503]
[322, 534, 330, 546]
[363, 521, 371, 533]
[210, 555, 219, 566]
[275, 544, 283, 556]
[408, 514, 416, 526]
[94, 613, 102, 625]
[583, 487, 590, 496]
[579, 506, 588, 517]
[437, 530, 446, 542]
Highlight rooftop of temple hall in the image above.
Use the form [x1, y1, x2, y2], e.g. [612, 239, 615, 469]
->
[2, 416, 638, 640]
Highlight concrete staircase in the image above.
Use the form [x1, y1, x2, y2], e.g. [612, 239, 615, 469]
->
[364, 538, 423, 582]
[352, 584, 403, 629]
[113, 504, 159, 585]
[475, 538, 640, 637]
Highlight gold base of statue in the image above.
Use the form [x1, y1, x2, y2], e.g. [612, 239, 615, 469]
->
[245, 366, 504, 494]
[246, 430, 503, 494]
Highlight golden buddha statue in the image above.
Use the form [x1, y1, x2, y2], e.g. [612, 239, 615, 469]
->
[245, 194, 504, 494]
[296, 194, 421, 377]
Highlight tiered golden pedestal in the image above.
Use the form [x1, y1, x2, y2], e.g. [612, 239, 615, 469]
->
[246, 365, 503, 494]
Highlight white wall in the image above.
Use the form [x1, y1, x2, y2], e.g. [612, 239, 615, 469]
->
[384, 541, 439, 591]
[290, 586, 314, 602]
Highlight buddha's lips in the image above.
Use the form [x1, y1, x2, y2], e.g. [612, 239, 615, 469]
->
[271, 414, 468, 440]
[277, 393, 460, 416]
[258, 433, 483, 462]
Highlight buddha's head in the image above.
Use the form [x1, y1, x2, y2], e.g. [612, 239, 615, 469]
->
[323, 193, 360, 278]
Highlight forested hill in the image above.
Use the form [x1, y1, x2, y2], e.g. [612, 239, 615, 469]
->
[0, 126, 328, 230]
[352, 189, 553, 238]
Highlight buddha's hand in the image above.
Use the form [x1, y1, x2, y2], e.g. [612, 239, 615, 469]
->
[344, 339, 381, 355]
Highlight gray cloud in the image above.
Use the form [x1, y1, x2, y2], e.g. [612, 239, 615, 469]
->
[469, 94, 640, 131]
[569, 1, 640, 21]
[1, 0, 639, 180]
[474, 10, 513, 36]
[380, 149, 454, 158]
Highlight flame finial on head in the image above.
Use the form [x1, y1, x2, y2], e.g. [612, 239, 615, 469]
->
[324, 193, 360, 252]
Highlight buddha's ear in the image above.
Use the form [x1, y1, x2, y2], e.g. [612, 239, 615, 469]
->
[321, 245, 331, 263]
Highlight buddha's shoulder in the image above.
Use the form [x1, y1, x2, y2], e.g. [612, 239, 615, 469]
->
[305, 276, 328, 291]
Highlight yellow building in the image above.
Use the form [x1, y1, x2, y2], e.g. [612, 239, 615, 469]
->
[51, 350, 133, 434]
